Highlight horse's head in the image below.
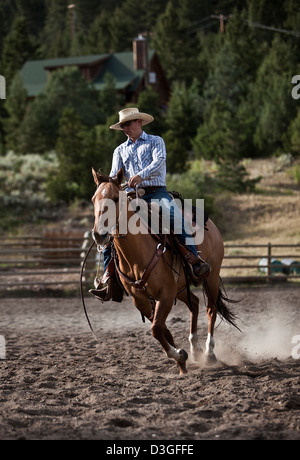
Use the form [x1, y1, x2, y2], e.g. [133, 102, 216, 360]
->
[91, 167, 124, 247]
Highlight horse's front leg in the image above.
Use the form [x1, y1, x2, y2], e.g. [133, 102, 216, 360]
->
[151, 299, 188, 375]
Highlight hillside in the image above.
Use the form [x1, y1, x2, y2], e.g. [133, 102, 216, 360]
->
[35, 156, 300, 247]
[216, 157, 300, 246]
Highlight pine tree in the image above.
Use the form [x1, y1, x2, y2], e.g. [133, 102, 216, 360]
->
[47, 108, 103, 202]
[47, 108, 86, 202]
[84, 11, 113, 54]
[137, 86, 164, 136]
[19, 67, 103, 152]
[109, 6, 135, 52]
[226, 8, 263, 76]
[1, 14, 35, 86]
[3, 72, 28, 152]
[163, 80, 201, 173]
[165, 80, 201, 146]
[39, 0, 70, 58]
[152, 1, 201, 84]
[98, 73, 122, 119]
[252, 35, 298, 155]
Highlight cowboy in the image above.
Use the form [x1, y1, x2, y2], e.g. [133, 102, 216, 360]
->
[89, 108, 210, 301]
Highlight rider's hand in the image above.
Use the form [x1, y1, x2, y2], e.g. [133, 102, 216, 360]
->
[128, 175, 142, 188]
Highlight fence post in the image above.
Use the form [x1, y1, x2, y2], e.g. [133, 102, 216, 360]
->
[267, 242, 272, 282]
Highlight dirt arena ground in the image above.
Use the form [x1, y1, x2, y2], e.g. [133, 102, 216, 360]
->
[0, 284, 299, 440]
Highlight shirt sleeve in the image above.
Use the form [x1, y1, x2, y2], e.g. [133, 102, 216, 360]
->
[137, 136, 166, 180]
[110, 147, 124, 177]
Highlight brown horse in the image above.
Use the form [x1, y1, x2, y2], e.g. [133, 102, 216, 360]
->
[91, 167, 239, 375]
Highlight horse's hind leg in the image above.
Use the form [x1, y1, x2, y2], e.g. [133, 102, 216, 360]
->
[151, 299, 188, 375]
[203, 275, 219, 364]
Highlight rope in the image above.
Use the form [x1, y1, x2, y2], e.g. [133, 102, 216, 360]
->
[79, 240, 98, 341]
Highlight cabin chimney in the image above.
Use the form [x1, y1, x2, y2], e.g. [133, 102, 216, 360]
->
[133, 34, 149, 86]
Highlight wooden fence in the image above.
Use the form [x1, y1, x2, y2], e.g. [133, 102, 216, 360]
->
[0, 232, 100, 289]
[220, 243, 300, 283]
[0, 235, 299, 291]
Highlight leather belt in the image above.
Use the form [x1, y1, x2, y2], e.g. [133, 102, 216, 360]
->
[142, 186, 164, 195]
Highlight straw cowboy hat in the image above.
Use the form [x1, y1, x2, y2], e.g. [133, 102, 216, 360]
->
[110, 107, 154, 130]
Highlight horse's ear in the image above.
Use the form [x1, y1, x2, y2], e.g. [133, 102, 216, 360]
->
[92, 167, 99, 186]
[116, 168, 124, 185]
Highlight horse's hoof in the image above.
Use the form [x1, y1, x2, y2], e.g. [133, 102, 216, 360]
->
[178, 348, 188, 363]
[190, 348, 203, 363]
[179, 366, 188, 375]
[205, 353, 217, 366]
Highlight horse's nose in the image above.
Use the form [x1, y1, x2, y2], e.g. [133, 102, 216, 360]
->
[92, 229, 107, 245]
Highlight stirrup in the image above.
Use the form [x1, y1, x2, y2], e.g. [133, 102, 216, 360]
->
[188, 260, 211, 286]
[89, 276, 123, 303]
[89, 284, 111, 302]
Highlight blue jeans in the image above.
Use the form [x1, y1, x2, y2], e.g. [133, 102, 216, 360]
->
[103, 187, 198, 270]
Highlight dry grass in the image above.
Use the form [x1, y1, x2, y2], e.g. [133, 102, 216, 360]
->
[216, 157, 300, 245]
[214, 158, 300, 280]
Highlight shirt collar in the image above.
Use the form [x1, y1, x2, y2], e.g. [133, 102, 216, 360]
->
[126, 131, 148, 145]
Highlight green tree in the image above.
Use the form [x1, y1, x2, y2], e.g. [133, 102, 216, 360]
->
[109, 6, 134, 52]
[3, 72, 28, 152]
[193, 42, 246, 161]
[39, 0, 70, 58]
[285, 108, 300, 156]
[164, 130, 188, 173]
[226, 8, 264, 76]
[84, 11, 113, 54]
[0, 1, 16, 57]
[164, 80, 202, 172]
[47, 108, 102, 202]
[19, 67, 103, 153]
[94, 114, 125, 175]
[1, 14, 35, 86]
[152, 1, 200, 84]
[193, 96, 239, 161]
[216, 159, 259, 193]
[251, 35, 298, 155]
[248, 0, 287, 29]
[165, 80, 201, 146]
[98, 73, 122, 119]
[137, 86, 164, 135]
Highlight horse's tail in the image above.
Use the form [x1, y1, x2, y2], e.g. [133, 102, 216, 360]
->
[203, 277, 241, 332]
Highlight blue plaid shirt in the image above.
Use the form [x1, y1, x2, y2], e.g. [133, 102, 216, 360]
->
[110, 131, 167, 187]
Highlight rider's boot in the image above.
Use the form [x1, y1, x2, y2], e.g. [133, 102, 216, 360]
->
[89, 259, 123, 302]
[178, 245, 211, 286]
[189, 255, 211, 286]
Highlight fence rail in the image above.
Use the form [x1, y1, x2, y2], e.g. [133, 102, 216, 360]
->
[0, 233, 99, 289]
[0, 235, 299, 290]
[220, 242, 300, 283]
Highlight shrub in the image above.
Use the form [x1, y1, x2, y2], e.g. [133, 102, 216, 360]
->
[0, 151, 58, 230]
[292, 165, 300, 186]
